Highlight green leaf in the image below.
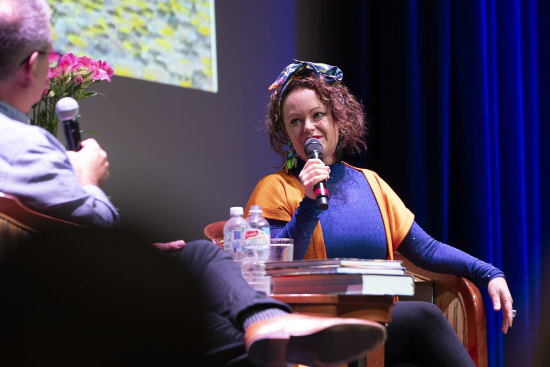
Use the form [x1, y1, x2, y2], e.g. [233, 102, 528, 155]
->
[81, 129, 98, 136]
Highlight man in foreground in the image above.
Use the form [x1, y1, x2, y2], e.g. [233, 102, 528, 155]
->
[0, 0, 118, 228]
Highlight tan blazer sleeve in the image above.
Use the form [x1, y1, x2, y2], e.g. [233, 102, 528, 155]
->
[245, 171, 302, 221]
[245, 170, 327, 259]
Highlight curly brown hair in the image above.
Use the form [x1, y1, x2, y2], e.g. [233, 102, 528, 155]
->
[266, 74, 367, 168]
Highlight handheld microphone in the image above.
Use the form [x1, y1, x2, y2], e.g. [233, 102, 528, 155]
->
[55, 97, 82, 151]
[304, 137, 329, 210]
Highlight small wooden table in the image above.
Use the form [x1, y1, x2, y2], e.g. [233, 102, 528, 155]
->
[272, 293, 395, 367]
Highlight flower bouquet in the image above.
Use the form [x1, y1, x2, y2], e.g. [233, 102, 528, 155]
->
[30, 53, 114, 136]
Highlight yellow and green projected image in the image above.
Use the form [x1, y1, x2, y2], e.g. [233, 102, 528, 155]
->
[49, 0, 218, 92]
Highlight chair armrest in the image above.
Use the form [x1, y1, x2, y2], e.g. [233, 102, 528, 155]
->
[0, 192, 81, 231]
[0, 192, 83, 260]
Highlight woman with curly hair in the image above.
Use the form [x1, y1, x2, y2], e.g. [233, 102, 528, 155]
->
[246, 61, 514, 366]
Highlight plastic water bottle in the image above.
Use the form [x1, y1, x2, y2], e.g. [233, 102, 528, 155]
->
[243, 205, 271, 293]
[223, 207, 248, 272]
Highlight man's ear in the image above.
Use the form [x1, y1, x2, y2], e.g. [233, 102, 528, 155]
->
[17, 51, 40, 87]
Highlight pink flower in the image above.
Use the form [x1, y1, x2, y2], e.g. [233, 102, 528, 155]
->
[46, 53, 80, 80]
[78, 56, 94, 70]
[97, 60, 114, 77]
[92, 69, 111, 82]
[32, 52, 114, 134]
[59, 53, 81, 74]
[90, 59, 113, 82]
[47, 68, 59, 80]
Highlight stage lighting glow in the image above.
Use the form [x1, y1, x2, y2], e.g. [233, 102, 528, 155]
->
[49, 0, 218, 92]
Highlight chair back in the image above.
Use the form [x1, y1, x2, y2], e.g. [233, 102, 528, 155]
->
[203, 220, 226, 249]
[0, 192, 81, 259]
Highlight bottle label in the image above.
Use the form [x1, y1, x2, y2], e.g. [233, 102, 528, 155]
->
[232, 230, 243, 252]
[244, 229, 259, 240]
[244, 228, 269, 245]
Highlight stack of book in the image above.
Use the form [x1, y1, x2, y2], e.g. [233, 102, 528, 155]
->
[267, 258, 415, 296]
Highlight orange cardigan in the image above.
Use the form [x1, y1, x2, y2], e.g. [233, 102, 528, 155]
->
[245, 163, 415, 260]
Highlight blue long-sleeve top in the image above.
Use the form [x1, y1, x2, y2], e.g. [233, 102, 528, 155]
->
[270, 162, 503, 288]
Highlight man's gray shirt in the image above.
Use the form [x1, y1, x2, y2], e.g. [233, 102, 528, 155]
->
[0, 100, 119, 228]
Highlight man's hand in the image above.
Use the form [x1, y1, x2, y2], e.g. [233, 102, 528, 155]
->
[66, 138, 110, 187]
[488, 276, 514, 334]
[152, 240, 186, 252]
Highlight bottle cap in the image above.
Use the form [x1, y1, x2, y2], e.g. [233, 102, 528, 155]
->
[229, 207, 244, 216]
[249, 205, 262, 213]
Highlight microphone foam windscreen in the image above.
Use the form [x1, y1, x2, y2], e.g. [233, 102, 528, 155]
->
[304, 137, 323, 156]
[55, 97, 79, 121]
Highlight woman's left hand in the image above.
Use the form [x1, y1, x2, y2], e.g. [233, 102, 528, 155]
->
[488, 277, 514, 334]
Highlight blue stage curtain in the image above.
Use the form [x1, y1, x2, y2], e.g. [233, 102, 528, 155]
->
[310, 0, 549, 365]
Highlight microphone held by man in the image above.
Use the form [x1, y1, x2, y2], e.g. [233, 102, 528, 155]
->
[55, 97, 111, 188]
[304, 137, 329, 210]
[56, 97, 82, 151]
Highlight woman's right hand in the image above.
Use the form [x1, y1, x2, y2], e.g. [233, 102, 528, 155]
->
[299, 158, 331, 200]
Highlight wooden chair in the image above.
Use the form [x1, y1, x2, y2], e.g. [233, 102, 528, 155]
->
[204, 221, 488, 367]
[203, 220, 225, 249]
[0, 192, 82, 259]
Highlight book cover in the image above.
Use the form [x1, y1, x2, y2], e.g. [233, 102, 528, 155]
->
[266, 258, 404, 269]
[271, 273, 415, 296]
[267, 264, 407, 276]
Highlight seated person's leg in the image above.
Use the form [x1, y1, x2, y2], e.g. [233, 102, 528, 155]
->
[168, 240, 290, 324]
[169, 240, 292, 364]
[386, 301, 475, 367]
[170, 240, 388, 367]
